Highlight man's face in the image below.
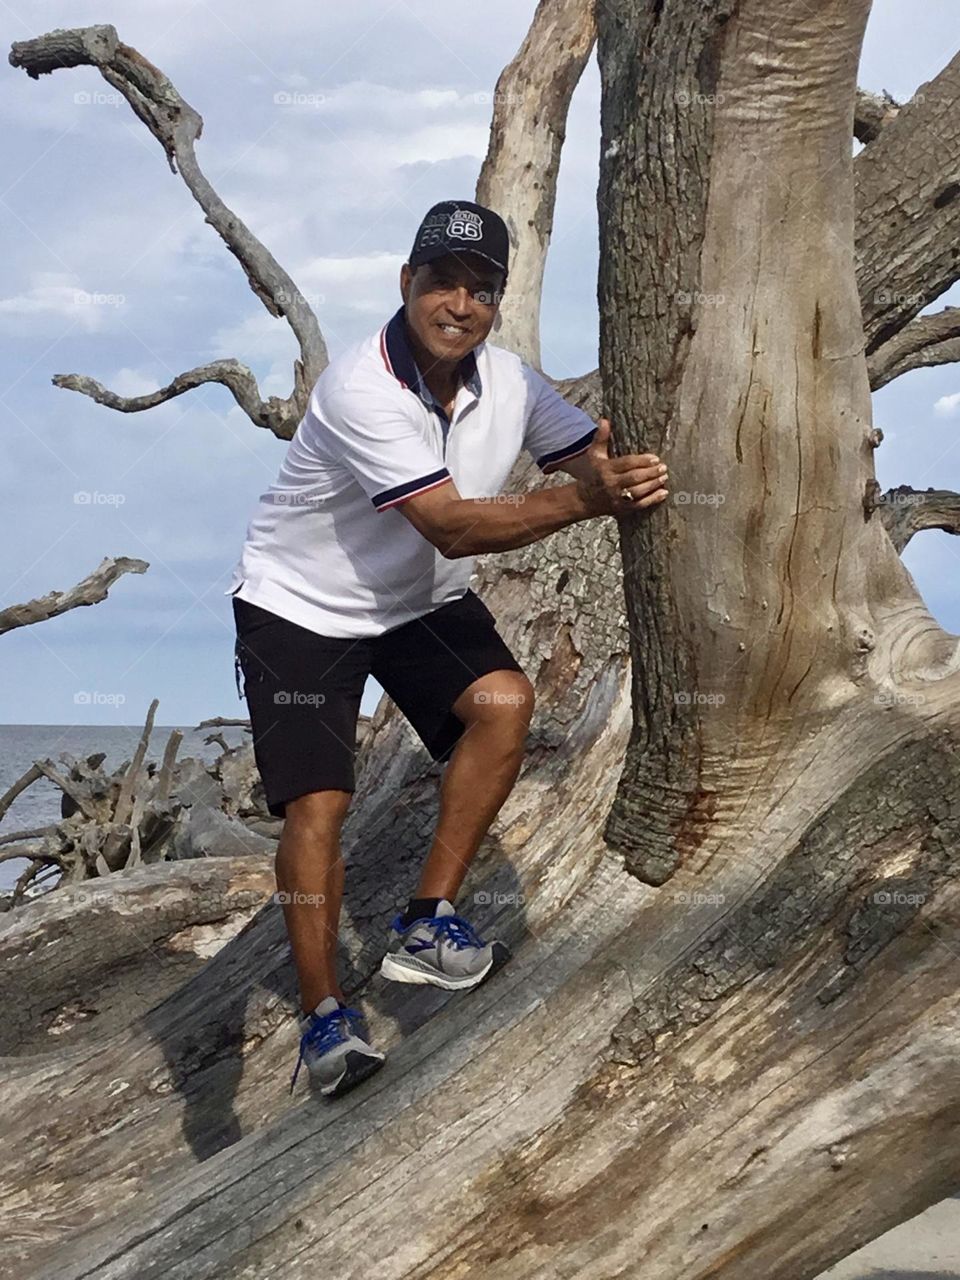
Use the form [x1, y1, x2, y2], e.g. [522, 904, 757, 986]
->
[400, 252, 505, 374]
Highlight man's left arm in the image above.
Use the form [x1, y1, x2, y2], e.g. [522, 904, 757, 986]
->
[520, 367, 669, 503]
[552, 451, 596, 484]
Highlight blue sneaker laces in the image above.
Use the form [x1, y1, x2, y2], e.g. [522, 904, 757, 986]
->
[290, 1005, 365, 1094]
[392, 911, 487, 950]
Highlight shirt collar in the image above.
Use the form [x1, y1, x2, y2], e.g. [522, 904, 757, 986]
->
[380, 304, 483, 408]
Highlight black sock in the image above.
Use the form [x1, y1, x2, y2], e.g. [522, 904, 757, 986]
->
[400, 896, 443, 929]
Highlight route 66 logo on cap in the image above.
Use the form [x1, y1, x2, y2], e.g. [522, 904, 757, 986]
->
[447, 208, 483, 241]
[409, 199, 510, 279]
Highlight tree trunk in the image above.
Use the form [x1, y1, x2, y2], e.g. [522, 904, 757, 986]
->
[3, 2, 960, 1278]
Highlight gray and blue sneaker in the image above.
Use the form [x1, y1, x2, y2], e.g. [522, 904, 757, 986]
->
[379, 899, 511, 991]
[290, 996, 385, 1098]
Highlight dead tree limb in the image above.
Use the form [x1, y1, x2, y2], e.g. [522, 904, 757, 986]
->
[854, 86, 899, 143]
[856, 49, 960, 353]
[0, 555, 147, 636]
[477, 0, 597, 367]
[867, 305, 960, 388]
[876, 484, 960, 552]
[8, 24, 327, 439]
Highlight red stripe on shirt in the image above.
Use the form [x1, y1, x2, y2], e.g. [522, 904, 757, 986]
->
[376, 474, 453, 511]
[379, 325, 408, 389]
[542, 441, 592, 473]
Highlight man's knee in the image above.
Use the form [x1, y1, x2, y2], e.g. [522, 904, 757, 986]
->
[283, 789, 353, 834]
[453, 670, 535, 731]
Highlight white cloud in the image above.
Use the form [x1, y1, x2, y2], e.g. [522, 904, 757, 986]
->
[208, 253, 404, 376]
[107, 368, 163, 397]
[0, 272, 129, 336]
[934, 392, 960, 417]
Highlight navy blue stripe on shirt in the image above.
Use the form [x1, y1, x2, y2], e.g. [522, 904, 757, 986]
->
[537, 428, 597, 474]
[373, 468, 452, 512]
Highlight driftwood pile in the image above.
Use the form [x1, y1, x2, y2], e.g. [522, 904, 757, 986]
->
[0, 699, 374, 909]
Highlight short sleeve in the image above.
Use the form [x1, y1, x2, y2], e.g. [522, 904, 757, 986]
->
[521, 366, 597, 474]
[312, 384, 452, 512]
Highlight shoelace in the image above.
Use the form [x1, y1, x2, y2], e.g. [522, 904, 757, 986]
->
[289, 1005, 365, 1094]
[392, 912, 487, 950]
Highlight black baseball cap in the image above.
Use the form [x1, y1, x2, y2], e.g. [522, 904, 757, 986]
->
[408, 200, 509, 281]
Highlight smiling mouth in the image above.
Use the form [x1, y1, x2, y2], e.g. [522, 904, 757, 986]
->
[437, 324, 469, 338]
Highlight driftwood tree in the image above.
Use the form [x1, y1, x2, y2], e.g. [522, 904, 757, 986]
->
[5, 2, 960, 1277]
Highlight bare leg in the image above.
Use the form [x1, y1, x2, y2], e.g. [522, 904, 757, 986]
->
[415, 671, 535, 903]
[275, 790, 352, 1014]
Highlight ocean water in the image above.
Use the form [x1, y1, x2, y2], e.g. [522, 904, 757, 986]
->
[0, 722, 250, 893]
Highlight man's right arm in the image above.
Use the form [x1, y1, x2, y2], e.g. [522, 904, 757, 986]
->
[395, 414, 669, 558]
[395, 478, 597, 559]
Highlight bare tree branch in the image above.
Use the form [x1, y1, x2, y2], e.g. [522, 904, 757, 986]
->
[856, 51, 960, 352]
[877, 484, 960, 553]
[867, 305, 960, 388]
[0, 556, 147, 636]
[0, 826, 58, 847]
[854, 87, 899, 143]
[477, 0, 596, 368]
[9, 25, 327, 439]
[0, 765, 44, 823]
[33, 761, 100, 822]
[51, 360, 287, 434]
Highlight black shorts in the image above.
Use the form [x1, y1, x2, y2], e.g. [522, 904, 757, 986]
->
[232, 589, 525, 818]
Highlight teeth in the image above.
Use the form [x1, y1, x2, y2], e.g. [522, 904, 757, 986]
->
[440, 325, 464, 334]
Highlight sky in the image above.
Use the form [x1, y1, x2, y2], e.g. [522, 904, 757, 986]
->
[1, 0, 958, 727]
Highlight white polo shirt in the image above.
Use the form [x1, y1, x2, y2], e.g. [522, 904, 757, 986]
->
[224, 304, 597, 638]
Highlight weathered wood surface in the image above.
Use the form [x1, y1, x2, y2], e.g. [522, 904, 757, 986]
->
[0, 857, 276, 1056]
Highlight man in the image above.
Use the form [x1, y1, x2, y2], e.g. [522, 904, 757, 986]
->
[225, 199, 669, 1100]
